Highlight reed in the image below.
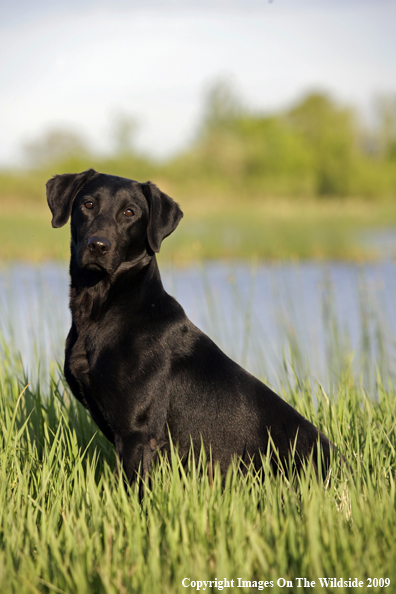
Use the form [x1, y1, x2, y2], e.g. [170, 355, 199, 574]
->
[1, 324, 395, 593]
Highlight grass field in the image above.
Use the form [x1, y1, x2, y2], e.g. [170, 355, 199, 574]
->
[1, 332, 396, 593]
[1, 198, 396, 263]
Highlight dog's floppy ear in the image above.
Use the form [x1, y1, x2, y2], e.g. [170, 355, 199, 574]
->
[46, 168, 98, 228]
[142, 182, 183, 253]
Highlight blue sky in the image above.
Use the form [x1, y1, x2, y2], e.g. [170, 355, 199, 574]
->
[1, 0, 395, 166]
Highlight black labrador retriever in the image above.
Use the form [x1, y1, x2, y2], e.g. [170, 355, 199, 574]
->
[46, 169, 334, 482]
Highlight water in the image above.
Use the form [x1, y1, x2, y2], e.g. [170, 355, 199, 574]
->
[0, 260, 395, 391]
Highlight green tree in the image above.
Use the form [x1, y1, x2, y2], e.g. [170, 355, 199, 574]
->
[192, 82, 314, 194]
[201, 79, 243, 133]
[375, 95, 396, 161]
[287, 93, 358, 196]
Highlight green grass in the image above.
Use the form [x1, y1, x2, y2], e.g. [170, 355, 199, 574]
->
[1, 199, 396, 263]
[1, 337, 396, 593]
[0, 210, 69, 262]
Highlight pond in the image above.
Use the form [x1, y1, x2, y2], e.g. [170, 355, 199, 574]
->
[0, 260, 395, 391]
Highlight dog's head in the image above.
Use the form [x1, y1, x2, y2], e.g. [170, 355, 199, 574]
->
[46, 169, 183, 275]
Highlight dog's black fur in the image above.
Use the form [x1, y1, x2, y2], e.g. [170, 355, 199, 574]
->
[47, 169, 334, 482]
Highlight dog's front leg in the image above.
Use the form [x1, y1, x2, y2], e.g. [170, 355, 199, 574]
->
[114, 432, 158, 486]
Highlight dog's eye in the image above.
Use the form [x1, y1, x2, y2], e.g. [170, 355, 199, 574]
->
[85, 201, 93, 210]
[124, 209, 134, 217]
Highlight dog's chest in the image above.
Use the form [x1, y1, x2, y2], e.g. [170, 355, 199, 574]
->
[67, 304, 127, 385]
[66, 294, 100, 379]
[66, 319, 92, 384]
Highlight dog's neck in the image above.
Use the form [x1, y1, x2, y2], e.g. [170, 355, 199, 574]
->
[69, 255, 165, 324]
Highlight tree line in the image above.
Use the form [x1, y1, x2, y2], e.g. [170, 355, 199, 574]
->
[6, 81, 396, 201]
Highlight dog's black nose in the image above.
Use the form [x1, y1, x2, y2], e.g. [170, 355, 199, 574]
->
[87, 236, 111, 256]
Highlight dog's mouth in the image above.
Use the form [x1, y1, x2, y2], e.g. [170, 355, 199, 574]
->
[77, 249, 115, 275]
[84, 261, 107, 272]
[82, 259, 120, 278]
